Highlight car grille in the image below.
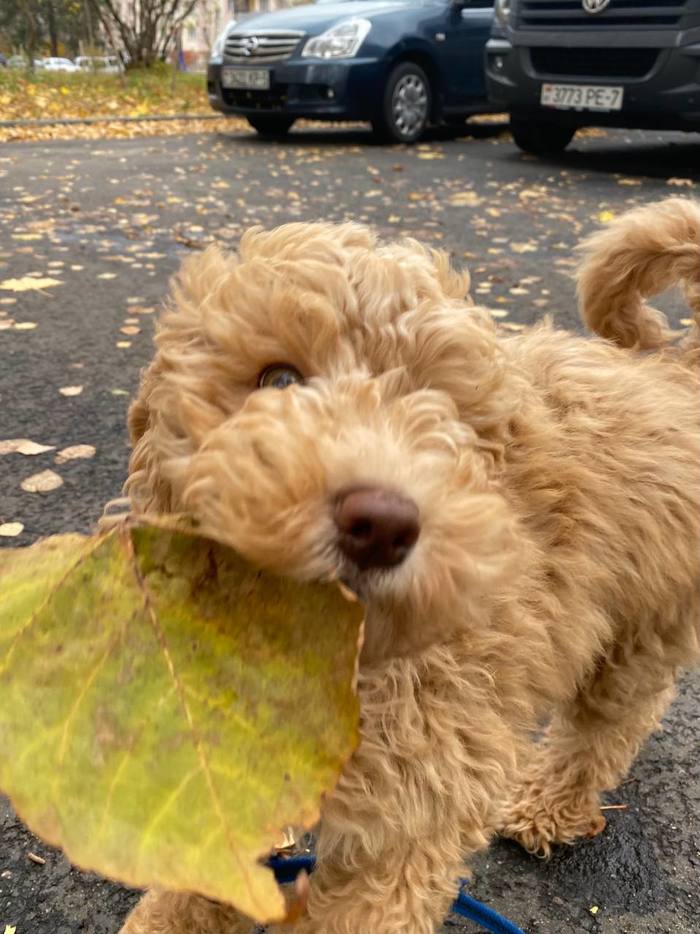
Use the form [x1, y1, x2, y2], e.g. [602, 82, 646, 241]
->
[517, 0, 687, 29]
[224, 30, 304, 64]
[530, 47, 659, 78]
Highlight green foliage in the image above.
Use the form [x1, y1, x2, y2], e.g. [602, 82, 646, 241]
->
[0, 520, 363, 920]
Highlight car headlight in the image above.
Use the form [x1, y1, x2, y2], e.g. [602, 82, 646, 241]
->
[210, 20, 235, 63]
[302, 18, 371, 60]
[495, 0, 514, 27]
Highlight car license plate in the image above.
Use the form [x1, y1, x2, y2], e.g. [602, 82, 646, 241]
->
[540, 83, 623, 112]
[221, 67, 270, 90]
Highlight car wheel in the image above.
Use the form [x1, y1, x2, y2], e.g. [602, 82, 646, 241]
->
[246, 115, 295, 138]
[373, 62, 432, 144]
[510, 117, 576, 156]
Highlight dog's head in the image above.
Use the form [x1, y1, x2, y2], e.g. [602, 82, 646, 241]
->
[126, 223, 523, 658]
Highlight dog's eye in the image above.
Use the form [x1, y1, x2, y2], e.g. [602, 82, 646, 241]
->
[258, 365, 304, 390]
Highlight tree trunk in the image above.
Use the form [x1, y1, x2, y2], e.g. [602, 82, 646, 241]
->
[19, 0, 39, 71]
[45, 0, 58, 56]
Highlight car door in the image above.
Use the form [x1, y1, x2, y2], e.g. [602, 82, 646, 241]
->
[439, 0, 494, 108]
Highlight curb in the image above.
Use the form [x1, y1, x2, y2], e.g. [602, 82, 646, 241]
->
[0, 113, 226, 129]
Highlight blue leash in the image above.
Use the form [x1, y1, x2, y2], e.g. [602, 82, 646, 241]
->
[267, 854, 525, 934]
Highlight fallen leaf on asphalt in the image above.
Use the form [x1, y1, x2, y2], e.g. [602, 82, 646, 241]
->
[54, 444, 96, 464]
[667, 177, 693, 187]
[0, 439, 55, 456]
[0, 518, 363, 922]
[510, 242, 537, 254]
[0, 523, 24, 538]
[13, 321, 38, 330]
[518, 187, 547, 201]
[20, 470, 63, 493]
[4, 925, 17, 934]
[120, 325, 140, 335]
[449, 191, 482, 207]
[598, 210, 616, 223]
[0, 277, 63, 292]
[58, 385, 83, 397]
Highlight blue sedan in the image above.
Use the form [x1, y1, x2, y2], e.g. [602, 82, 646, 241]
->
[207, 0, 495, 143]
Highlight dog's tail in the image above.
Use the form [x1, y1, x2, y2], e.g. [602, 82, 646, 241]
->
[576, 198, 700, 360]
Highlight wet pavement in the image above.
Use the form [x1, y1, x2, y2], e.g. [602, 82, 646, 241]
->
[0, 121, 699, 934]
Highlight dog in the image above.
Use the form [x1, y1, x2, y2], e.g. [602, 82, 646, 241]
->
[118, 198, 700, 934]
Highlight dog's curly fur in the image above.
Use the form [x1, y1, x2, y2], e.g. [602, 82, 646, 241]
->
[119, 198, 700, 934]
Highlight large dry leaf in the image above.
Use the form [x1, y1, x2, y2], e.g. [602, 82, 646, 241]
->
[0, 520, 363, 921]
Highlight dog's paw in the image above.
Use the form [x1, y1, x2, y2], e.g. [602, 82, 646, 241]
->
[498, 789, 606, 857]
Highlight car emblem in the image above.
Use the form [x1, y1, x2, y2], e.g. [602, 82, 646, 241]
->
[242, 36, 260, 55]
[582, 0, 611, 12]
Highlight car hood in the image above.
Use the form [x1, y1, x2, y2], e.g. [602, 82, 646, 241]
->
[232, 0, 416, 34]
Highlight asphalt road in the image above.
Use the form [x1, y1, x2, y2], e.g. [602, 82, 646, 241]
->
[1, 121, 699, 934]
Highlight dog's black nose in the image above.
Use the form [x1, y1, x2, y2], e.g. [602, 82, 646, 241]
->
[335, 487, 420, 571]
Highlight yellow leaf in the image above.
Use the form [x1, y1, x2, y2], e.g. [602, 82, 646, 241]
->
[54, 444, 96, 464]
[0, 277, 63, 292]
[0, 439, 55, 456]
[0, 520, 362, 922]
[598, 210, 615, 223]
[0, 523, 24, 538]
[449, 191, 482, 207]
[59, 385, 83, 397]
[20, 469, 63, 493]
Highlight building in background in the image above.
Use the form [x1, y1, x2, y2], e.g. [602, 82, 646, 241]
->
[180, 0, 291, 71]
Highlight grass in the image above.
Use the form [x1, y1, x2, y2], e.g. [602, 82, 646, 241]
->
[0, 64, 211, 122]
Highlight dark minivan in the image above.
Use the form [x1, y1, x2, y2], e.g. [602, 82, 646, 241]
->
[486, 0, 700, 154]
[207, 0, 494, 142]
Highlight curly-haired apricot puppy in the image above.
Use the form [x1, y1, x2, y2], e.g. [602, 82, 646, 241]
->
[120, 199, 700, 934]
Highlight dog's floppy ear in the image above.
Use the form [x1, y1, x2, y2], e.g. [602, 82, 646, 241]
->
[124, 245, 239, 515]
[125, 359, 174, 514]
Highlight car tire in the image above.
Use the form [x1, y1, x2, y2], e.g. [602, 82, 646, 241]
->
[372, 62, 432, 144]
[510, 117, 576, 156]
[246, 115, 295, 138]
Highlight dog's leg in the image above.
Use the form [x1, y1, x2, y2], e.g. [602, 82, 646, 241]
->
[119, 889, 253, 934]
[499, 634, 681, 856]
[280, 647, 517, 934]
